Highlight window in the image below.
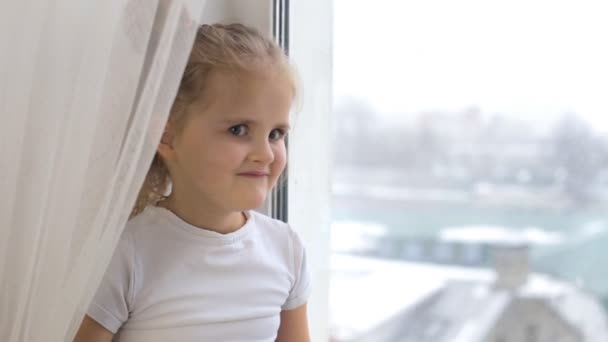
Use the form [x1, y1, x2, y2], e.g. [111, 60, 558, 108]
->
[329, 0, 608, 341]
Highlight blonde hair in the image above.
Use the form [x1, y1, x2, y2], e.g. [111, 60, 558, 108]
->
[131, 23, 294, 218]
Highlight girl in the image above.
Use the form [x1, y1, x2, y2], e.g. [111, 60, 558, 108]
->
[74, 23, 311, 342]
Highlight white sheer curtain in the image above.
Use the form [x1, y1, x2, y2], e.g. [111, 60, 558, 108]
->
[0, 1, 205, 341]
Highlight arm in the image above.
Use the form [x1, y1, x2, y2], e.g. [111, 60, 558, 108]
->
[73, 315, 114, 342]
[276, 304, 310, 342]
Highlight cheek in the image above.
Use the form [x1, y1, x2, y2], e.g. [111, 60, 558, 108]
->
[199, 141, 243, 168]
[181, 147, 227, 182]
[271, 145, 287, 174]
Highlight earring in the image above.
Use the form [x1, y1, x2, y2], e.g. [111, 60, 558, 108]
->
[160, 131, 171, 146]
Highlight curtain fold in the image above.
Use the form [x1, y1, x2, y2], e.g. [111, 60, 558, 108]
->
[0, 1, 205, 341]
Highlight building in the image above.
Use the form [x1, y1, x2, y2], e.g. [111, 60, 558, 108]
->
[330, 244, 608, 342]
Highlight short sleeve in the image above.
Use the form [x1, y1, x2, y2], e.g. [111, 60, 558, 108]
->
[282, 228, 312, 311]
[87, 231, 135, 333]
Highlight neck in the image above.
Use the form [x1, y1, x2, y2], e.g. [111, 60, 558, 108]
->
[158, 192, 246, 235]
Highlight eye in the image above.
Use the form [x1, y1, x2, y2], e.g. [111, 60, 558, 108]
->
[269, 128, 286, 142]
[229, 124, 248, 136]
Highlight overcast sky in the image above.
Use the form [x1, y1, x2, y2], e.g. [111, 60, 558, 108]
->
[334, 0, 608, 132]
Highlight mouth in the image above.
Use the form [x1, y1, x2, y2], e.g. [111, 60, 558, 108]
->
[237, 171, 270, 178]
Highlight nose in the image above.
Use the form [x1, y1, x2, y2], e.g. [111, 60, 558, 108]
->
[250, 136, 274, 164]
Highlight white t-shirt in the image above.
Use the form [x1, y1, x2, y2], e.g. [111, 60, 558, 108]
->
[87, 206, 311, 342]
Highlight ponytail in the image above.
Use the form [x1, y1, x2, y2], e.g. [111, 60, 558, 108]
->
[131, 153, 170, 218]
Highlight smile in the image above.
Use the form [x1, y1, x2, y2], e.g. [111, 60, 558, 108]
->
[237, 171, 269, 178]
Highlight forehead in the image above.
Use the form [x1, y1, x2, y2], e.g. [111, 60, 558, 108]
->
[194, 67, 294, 118]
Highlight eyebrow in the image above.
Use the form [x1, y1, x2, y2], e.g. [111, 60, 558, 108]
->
[221, 119, 291, 131]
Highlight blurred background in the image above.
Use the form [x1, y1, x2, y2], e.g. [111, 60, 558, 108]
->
[329, 0, 608, 341]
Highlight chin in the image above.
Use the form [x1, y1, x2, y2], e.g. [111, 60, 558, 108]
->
[236, 192, 268, 211]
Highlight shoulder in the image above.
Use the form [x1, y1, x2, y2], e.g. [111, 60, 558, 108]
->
[123, 206, 158, 234]
[105, 209, 159, 268]
[249, 211, 303, 247]
[249, 213, 312, 309]
[114, 206, 175, 261]
[121, 206, 170, 242]
[248, 211, 307, 268]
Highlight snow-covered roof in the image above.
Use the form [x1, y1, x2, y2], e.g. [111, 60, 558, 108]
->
[330, 254, 608, 341]
[330, 254, 494, 340]
[522, 275, 608, 341]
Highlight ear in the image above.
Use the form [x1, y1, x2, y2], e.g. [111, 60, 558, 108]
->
[157, 121, 178, 161]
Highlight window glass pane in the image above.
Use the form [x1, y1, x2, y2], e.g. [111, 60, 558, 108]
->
[330, 0, 608, 341]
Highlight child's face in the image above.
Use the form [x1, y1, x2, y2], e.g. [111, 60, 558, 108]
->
[162, 69, 293, 212]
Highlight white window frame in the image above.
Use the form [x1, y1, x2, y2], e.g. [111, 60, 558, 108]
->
[287, 1, 333, 341]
